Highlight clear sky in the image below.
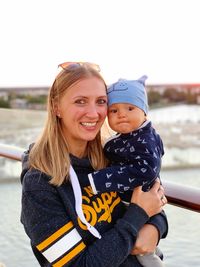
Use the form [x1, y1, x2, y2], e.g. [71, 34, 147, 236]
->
[0, 0, 200, 87]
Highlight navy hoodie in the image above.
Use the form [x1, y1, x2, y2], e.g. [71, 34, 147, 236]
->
[20, 148, 168, 267]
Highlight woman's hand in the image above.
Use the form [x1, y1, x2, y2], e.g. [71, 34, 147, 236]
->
[130, 224, 159, 255]
[130, 180, 167, 217]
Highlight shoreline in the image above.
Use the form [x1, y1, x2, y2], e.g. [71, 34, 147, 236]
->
[162, 164, 200, 171]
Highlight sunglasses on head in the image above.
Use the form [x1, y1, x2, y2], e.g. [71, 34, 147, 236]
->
[58, 62, 101, 72]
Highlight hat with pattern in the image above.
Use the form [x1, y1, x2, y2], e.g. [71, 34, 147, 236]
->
[107, 75, 148, 114]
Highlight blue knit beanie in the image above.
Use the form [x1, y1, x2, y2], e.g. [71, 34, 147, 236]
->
[107, 75, 148, 114]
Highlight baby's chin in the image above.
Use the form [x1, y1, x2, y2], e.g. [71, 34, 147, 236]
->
[115, 126, 135, 134]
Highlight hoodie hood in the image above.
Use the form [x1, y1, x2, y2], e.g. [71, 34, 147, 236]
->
[20, 143, 34, 184]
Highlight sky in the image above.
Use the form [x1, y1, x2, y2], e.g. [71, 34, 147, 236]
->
[0, 0, 200, 87]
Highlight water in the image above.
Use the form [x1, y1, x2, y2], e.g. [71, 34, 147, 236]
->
[0, 182, 38, 267]
[0, 107, 200, 266]
[0, 169, 199, 267]
[159, 169, 200, 267]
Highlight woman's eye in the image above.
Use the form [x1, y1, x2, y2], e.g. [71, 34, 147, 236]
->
[97, 99, 107, 105]
[75, 99, 85, 104]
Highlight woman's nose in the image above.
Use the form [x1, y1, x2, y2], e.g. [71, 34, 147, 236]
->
[86, 104, 99, 118]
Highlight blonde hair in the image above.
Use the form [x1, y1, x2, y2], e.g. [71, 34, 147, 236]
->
[29, 65, 108, 186]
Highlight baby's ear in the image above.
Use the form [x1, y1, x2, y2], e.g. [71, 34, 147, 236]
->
[137, 75, 148, 85]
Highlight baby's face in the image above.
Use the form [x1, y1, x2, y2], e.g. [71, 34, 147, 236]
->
[107, 103, 146, 133]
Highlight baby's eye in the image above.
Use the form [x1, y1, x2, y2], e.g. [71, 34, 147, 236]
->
[109, 109, 117, 113]
[128, 106, 134, 111]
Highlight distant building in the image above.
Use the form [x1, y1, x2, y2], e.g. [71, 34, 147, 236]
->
[0, 86, 49, 96]
[10, 98, 27, 109]
[0, 91, 9, 100]
[146, 83, 200, 94]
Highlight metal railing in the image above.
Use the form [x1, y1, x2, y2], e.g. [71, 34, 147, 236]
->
[0, 143, 200, 213]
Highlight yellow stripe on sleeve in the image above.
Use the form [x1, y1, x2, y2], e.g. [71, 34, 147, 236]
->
[53, 242, 86, 267]
[37, 221, 73, 251]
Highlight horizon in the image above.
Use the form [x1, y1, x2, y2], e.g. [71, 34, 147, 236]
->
[1, 82, 200, 90]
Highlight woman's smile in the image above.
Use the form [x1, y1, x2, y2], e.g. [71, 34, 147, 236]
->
[80, 121, 97, 127]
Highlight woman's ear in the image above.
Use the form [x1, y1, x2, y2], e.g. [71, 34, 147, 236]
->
[53, 102, 61, 118]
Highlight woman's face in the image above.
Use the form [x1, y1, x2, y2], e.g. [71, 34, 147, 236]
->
[57, 77, 107, 153]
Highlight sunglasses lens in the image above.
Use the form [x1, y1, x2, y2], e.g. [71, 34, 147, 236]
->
[58, 62, 100, 72]
[58, 62, 79, 69]
[84, 62, 100, 72]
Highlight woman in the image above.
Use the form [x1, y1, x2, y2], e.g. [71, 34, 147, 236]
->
[20, 62, 168, 267]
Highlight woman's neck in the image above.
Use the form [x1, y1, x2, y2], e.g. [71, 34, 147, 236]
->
[68, 142, 87, 158]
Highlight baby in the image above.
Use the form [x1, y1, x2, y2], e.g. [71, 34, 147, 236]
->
[88, 76, 165, 267]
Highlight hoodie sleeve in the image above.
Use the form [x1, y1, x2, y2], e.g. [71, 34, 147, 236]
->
[147, 210, 168, 242]
[21, 170, 150, 267]
[88, 135, 164, 195]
